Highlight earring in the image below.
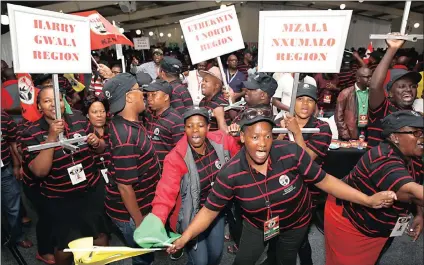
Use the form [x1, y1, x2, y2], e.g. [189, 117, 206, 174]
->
[86, 114, 89, 118]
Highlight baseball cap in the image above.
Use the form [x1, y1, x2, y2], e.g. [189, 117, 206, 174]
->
[183, 106, 210, 123]
[103, 73, 137, 114]
[243, 73, 278, 97]
[239, 107, 275, 129]
[296, 82, 318, 102]
[152, 48, 163, 55]
[386, 69, 422, 91]
[381, 110, 424, 138]
[143, 79, 172, 95]
[199, 66, 222, 83]
[160, 57, 183, 75]
[136, 72, 153, 88]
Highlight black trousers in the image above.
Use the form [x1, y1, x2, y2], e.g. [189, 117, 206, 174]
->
[23, 185, 55, 255]
[226, 201, 243, 245]
[233, 220, 309, 265]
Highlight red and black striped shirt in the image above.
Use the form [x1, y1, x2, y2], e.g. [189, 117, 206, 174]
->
[144, 107, 185, 167]
[367, 98, 405, 148]
[205, 140, 327, 231]
[190, 140, 221, 206]
[170, 80, 193, 116]
[237, 62, 250, 79]
[337, 68, 356, 90]
[1, 110, 17, 167]
[20, 113, 100, 198]
[199, 92, 231, 131]
[105, 115, 161, 222]
[16, 119, 38, 188]
[342, 142, 423, 237]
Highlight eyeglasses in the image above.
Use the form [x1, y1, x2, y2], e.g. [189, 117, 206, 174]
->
[394, 130, 424, 137]
[241, 107, 273, 121]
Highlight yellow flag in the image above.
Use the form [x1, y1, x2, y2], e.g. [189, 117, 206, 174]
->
[64, 73, 85, 92]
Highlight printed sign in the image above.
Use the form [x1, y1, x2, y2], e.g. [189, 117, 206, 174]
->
[133, 37, 150, 50]
[7, 4, 91, 73]
[258, 10, 352, 73]
[180, 5, 244, 64]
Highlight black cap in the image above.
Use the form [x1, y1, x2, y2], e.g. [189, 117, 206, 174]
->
[243, 73, 278, 97]
[160, 57, 182, 74]
[381, 110, 424, 138]
[386, 69, 422, 91]
[182, 106, 210, 123]
[143, 79, 172, 95]
[136, 72, 152, 88]
[239, 107, 275, 129]
[103, 73, 137, 114]
[296, 82, 318, 101]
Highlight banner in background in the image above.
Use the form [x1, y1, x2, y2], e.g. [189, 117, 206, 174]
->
[180, 5, 244, 64]
[7, 4, 91, 74]
[133, 37, 150, 50]
[258, 10, 352, 73]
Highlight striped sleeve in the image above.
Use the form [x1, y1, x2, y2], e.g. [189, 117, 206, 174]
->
[295, 145, 326, 184]
[171, 122, 184, 145]
[204, 168, 235, 212]
[111, 144, 141, 184]
[306, 122, 332, 158]
[20, 126, 42, 165]
[370, 157, 415, 192]
[177, 85, 194, 108]
[5, 115, 17, 143]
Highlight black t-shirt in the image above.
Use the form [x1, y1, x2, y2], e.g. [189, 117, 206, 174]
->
[20, 113, 100, 198]
[205, 140, 326, 231]
[342, 142, 423, 237]
[199, 92, 231, 131]
[144, 107, 184, 167]
[105, 115, 161, 222]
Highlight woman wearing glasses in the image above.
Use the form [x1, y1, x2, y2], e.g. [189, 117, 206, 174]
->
[166, 107, 397, 265]
[325, 110, 424, 265]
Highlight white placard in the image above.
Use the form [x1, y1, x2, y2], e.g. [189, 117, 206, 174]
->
[180, 5, 244, 65]
[133, 37, 150, 50]
[7, 4, 91, 74]
[258, 10, 352, 73]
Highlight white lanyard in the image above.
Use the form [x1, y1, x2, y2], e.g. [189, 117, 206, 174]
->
[226, 69, 238, 84]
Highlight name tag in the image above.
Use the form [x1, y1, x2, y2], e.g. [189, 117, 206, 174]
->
[323, 94, 332, 104]
[359, 114, 368, 125]
[390, 216, 411, 237]
[264, 216, 280, 241]
[67, 163, 87, 185]
[101, 168, 109, 184]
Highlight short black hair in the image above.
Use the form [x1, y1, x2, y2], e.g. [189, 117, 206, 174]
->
[36, 85, 63, 106]
[82, 94, 110, 116]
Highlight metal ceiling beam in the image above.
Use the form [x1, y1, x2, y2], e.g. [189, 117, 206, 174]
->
[37, 1, 113, 13]
[106, 1, 222, 24]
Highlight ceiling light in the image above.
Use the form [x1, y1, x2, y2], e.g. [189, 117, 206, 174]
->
[340, 4, 346, 9]
[119, 28, 125, 33]
[220, 4, 227, 8]
[1, 15, 9, 25]
[414, 23, 420, 28]
[167, 33, 172, 37]
[359, 0, 364, 2]
[136, 29, 141, 35]
[328, 9, 332, 10]
[159, 32, 164, 37]
[149, 31, 154, 36]
[181, 35, 184, 39]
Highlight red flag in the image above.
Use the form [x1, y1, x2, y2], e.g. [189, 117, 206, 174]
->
[73, 10, 133, 50]
[17, 73, 42, 122]
[363, 42, 374, 65]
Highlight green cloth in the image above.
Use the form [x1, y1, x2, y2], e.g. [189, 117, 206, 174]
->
[63, 96, 73, 115]
[356, 87, 369, 127]
[133, 213, 181, 248]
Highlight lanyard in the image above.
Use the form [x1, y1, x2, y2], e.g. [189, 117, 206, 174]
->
[248, 165, 273, 219]
[196, 71, 203, 97]
[226, 69, 238, 84]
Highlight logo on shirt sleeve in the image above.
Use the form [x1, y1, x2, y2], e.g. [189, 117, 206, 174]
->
[215, 160, 222, 169]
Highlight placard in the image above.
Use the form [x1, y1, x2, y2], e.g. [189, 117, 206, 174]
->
[7, 4, 91, 73]
[180, 5, 244, 65]
[258, 10, 352, 73]
[133, 37, 150, 50]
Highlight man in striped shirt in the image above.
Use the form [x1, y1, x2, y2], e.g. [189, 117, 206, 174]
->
[103, 73, 161, 265]
[367, 36, 422, 148]
[237, 50, 253, 79]
[144, 80, 185, 168]
[159, 57, 193, 115]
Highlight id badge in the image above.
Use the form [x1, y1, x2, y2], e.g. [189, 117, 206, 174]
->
[390, 216, 411, 237]
[67, 163, 87, 185]
[101, 168, 109, 184]
[323, 94, 332, 104]
[264, 216, 280, 241]
[359, 114, 368, 125]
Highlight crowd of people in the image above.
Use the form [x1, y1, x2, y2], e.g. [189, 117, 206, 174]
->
[1, 31, 423, 265]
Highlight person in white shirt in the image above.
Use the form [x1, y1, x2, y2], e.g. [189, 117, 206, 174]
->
[184, 61, 207, 106]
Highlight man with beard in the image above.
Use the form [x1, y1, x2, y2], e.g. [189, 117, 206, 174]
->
[131, 48, 164, 80]
[367, 35, 422, 148]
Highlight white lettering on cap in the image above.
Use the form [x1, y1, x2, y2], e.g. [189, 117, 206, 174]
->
[303, 84, 310, 89]
[173, 64, 180, 69]
[411, 111, 420, 117]
[254, 74, 260, 80]
[105, 91, 112, 99]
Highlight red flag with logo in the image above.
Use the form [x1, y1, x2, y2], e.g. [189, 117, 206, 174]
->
[363, 42, 374, 65]
[73, 10, 133, 50]
[17, 73, 42, 122]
